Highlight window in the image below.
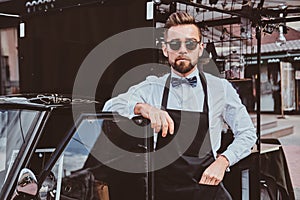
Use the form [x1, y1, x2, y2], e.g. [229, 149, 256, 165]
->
[43, 115, 149, 200]
[0, 109, 41, 192]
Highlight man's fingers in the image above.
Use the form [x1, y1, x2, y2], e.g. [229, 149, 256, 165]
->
[199, 173, 219, 185]
[200, 178, 214, 185]
[166, 115, 174, 134]
[154, 113, 162, 133]
[150, 113, 156, 129]
[150, 113, 161, 133]
[148, 108, 174, 137]
[161, 115, 169, 137]
[136, 103, 175, 136]
[214, 179, 221, 185]
[208, 178, 217, 185]
[199, 173, 207, 184]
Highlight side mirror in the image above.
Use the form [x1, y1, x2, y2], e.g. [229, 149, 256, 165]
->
[12, 168, 39, 200]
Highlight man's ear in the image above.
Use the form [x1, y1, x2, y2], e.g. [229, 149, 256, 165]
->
[162, 43, 168, 57]
[198, 43, 204, 57]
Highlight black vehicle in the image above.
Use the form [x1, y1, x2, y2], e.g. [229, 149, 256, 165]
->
[0, 94, 152, 200]
[0, 94, 295, 200]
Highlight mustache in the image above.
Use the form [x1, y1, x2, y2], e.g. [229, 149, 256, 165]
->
[175, 56, 191, 61]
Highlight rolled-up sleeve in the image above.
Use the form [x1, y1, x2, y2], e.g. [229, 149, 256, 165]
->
[221, 80, 257, 166]
[103, 75, 166, 119]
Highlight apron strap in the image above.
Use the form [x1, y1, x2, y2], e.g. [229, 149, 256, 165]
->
[199, 72, 209, 113]
[161, 75, 171, 111]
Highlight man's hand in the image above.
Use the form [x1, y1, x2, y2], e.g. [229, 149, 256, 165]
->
[134, 103, 174, 137]
[199, 155, 229, 185]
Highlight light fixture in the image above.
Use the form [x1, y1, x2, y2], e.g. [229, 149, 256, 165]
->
[240, 17, 252, 39]
[276, 27, 286, 46]
[220, 27, 229, 41]
[276, 13, 286, 46]
[206, 41, 218, 60]
[275, 4, 287, 46]
[201, 25, 209, 36]
[225, 50, 245, 79]
[263, 24, 275, 34]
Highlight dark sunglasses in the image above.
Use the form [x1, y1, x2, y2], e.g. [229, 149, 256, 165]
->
[165, 39, 201, 51]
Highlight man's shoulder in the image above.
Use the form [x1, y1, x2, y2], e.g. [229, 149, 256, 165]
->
[204, 72, 227, 84]
[204, 73, 232, 96]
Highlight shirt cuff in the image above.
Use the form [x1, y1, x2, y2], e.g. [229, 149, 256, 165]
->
[221, 150, 235, 167]
[127, 102, 140, 119]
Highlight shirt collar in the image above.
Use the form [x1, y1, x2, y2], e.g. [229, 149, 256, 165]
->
[170, 67, 199, 79]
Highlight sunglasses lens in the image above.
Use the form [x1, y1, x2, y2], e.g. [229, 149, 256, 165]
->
[167, 39, 199, 51]
[185, 40, 198, 50]
[168, 40, 181, 51]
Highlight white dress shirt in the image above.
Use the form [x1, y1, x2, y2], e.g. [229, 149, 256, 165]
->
[103, 68, 257, 166]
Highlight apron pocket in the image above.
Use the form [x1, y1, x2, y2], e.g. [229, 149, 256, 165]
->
[194, 184, 219, 200]
[194, 183, 232, 200]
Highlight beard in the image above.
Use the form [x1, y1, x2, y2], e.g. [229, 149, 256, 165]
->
[171, 57, 195, 74]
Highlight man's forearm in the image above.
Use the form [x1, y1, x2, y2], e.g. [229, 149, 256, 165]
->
[199, 155, 229, 185]
[217, 155, 230, 168]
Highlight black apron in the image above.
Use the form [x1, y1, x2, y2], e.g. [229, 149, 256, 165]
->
[154, 72, 232, 200]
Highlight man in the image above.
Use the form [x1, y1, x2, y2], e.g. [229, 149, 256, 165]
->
[103, 11, 257, 199]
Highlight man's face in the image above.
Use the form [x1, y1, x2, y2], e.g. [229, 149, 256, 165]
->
[162, 24, 204, 77]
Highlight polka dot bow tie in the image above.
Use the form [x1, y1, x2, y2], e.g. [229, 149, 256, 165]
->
[171, 76, 197, 88]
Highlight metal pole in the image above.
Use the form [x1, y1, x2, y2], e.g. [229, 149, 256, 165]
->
[0, 30, 3, 95]
[252, 25, 261, 200]
[255, 26, 261, 153]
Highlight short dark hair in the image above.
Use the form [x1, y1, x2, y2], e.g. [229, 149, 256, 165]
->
[164, 12, 202, 41]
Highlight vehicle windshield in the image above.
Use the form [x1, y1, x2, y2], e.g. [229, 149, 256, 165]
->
[0, 109, 41, 192]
